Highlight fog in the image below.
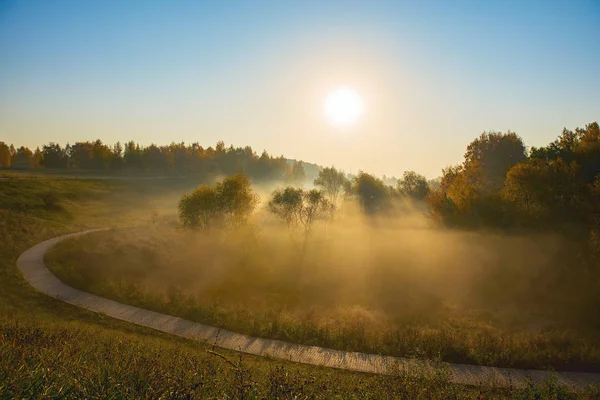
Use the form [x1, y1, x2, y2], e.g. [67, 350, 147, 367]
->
[93, 182, 578, 334]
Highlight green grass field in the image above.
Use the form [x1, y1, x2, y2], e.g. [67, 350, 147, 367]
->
[2, 175, 599, 398]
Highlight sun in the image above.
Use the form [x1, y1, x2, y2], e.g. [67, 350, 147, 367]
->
[323, 87, 364, 127]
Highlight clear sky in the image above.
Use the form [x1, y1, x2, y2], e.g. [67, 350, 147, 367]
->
[1, 0, 599, 178]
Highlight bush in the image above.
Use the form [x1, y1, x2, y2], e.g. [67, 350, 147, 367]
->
[178, 174, 258, 230]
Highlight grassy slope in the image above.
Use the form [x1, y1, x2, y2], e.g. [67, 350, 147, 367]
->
[0, 175, 597, 399]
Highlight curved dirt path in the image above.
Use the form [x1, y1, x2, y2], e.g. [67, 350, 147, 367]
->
[17, 230, 600, 390]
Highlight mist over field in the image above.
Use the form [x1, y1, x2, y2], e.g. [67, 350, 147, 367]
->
[43, 143, 600, 371]
[2, 0, 600, 397]
[75, 194, 570, 326]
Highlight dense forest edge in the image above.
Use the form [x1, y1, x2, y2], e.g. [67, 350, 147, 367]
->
[0, 139, 320, 183]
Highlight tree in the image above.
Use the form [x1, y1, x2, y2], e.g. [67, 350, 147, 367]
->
[92, 139, 113, 169]
[397, 171, 429, 201]
[41, 143, 68, 168]
[313, 166, 348, 206]
[179, 185, 220, 229]
[69, 142, 94, 169]
[502, 158, 584, 227]
[268, 187, 333, 252]
[501, 160, 547, 219]
[11, 146, 34, 169]
[214, 173, 259, 228]
[352, 171, 391, 215]
[446, 162, 487, 214]
[32, 147, 43, 168]
[530, 122, 600, 184]
[426, 165, 462, 223]
[112, 142, 124, 169]
[0, 142, 11, 168]
[178, 174, 258, 230]
[124, 141, 142, 169]
[268, 187, 303, 228]
[288, 161, 306, 185]
[464, 131, 527, 189]
[575, 122, 600, 183]
[142, 144, 165, 172]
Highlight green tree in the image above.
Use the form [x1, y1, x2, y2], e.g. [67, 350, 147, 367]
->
[124, 141, 142, 170]
[268, 187, 302, 228]
[69, 142, 94, 169]
[502, 158, 584, 227]
[0, 142, 11, 168]
[575, 122, 600, 183]
[268, 187, 333, 255]
[352, 171, 390, 215]
[464, 131, 527, 189]
[214, 173, 259, 228]
[397, 170, 430, 201]
[178, 185, 219, 229]
[92, 139, 113, 169]
[41, 143, 68, 168]
[313, 166, 348, 206]
[178, 174, 258, 230]
[11, 146, 34, 169]
[32, 147, 43, 168]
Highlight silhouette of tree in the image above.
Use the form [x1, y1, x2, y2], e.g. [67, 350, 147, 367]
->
[268, 186, 333, 262]
[288, 161, 306, 185]
[314, 166, 348, 206]
[352, 171, 391, 215]
[41, 143, 68, 169]
[464, 131, 527, 190]
[0, 142, 11, 168]
[397, 170, 429, 201]
[11, 146, 34, 169]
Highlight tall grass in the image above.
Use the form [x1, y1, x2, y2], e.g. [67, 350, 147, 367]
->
[2, 317, 598, 399]
[47, 222, 600, 372]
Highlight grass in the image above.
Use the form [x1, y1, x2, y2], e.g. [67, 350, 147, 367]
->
[7, 316, 595, 399]
[2, 175, 599, 398]
[46, 218, 600, 372]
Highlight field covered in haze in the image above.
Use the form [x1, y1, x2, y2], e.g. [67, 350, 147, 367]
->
[3, 0, 599, 397]
[46, 187, 600, 372]
[2, 121, 600, 399]
[41, 121, 600, 374]
[5, 174, 594, 398]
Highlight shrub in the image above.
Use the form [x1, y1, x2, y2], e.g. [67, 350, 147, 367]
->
[178, 174, 258, 230]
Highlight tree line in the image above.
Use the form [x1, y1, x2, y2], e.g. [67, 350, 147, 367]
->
[175, 121, 600, 306]
[426, 123, 599, 228]
[176, 121, 600, 251]
[0, 139, 319, 182]
[423, 122, 600, 265]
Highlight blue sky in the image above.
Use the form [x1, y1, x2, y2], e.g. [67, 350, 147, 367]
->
[1, 0, 599, 177]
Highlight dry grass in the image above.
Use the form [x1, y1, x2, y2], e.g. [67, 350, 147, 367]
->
[47, 214, 600, 372]
[3, 175, 599, 398]
[4, 316, 599, 399]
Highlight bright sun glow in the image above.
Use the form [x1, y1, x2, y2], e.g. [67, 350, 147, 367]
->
[323, 87, 364, 127]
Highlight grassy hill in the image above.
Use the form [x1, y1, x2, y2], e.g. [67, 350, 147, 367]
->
[0, 174, 597, 398]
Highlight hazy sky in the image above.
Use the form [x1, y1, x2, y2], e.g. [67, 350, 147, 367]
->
[1, 0, 599, 178]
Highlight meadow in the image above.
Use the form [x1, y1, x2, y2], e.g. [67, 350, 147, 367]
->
[3, 173, 600, 398]
[4, 173, 592, 399]
[46, 185, 600, 373]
